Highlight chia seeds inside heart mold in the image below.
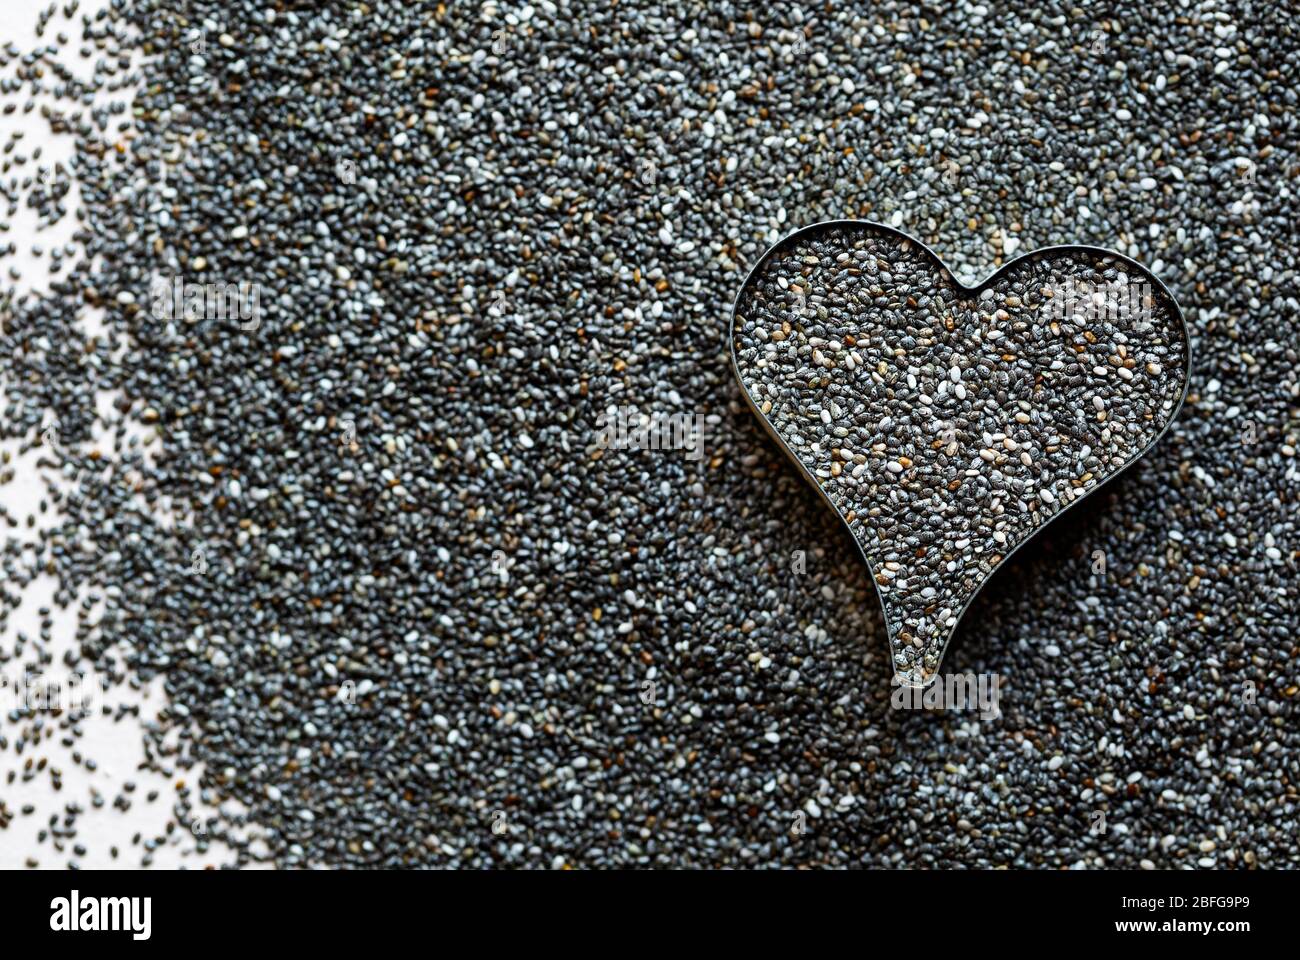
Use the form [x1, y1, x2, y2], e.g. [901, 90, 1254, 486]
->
[731, 221, 1190, 687]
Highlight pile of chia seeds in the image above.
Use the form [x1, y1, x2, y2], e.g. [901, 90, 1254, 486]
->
[733, 225, 1188, 686]
[0, 0, 1297, 869]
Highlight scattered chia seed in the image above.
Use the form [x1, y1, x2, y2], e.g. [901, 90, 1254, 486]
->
[0, 0, 1295, 871]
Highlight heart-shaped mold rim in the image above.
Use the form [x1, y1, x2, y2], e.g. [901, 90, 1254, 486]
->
[729, 220, 1192, 689]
